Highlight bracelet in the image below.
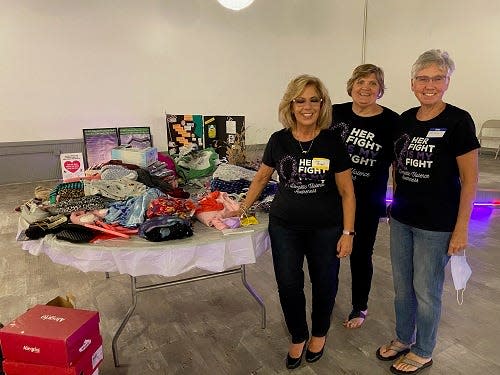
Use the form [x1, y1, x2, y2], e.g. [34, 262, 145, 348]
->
[342, 230, 356, 236]
[239, 202, 249, 217]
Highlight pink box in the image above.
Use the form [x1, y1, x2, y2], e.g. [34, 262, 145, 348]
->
[2, 334, 103, 375]
[0, 305, 100, 367]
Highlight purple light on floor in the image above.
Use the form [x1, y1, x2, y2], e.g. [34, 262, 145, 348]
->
[385, 199, 500, 207]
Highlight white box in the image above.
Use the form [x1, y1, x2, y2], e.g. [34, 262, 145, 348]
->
[111, 146, 158, 167]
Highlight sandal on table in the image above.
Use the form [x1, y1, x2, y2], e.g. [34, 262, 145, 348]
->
[343, 309, 367, 329]
[390, 354, 433, 374]
[376, 340, 411, 361]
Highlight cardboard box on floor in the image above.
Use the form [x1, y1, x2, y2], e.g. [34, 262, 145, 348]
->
[46, 294, 76, 309]
[2, 334, 103, 375]
[0, 295, 101, 372]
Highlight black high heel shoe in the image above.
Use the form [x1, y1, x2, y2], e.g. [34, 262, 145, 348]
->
[286, 341, 307, 369]
[305, 337, 326, 363]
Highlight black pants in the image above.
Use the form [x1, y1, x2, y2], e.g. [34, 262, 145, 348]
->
[350, 208, 381, 312]
[269, 218, 342, 343]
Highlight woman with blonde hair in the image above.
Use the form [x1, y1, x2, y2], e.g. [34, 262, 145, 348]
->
[237, 74, 355, 369]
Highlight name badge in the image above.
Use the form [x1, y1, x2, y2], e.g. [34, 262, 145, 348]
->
[312, 158, 330, 170]
[426, 128, 447, 138]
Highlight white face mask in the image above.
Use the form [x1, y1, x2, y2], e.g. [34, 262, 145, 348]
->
[450, 250, 472, 305]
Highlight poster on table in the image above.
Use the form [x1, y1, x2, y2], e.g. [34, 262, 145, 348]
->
[82, 128, 119, 168]
[165, 114, 204, 154]
[60, 153, 85, 181]
[118, 126, 153, 149]
[203, 115, 245, 158]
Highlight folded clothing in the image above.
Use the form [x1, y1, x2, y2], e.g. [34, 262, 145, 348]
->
[49, 181, 85, 204]
[46, 195, 114, 215]
[100, 165, 138, 180]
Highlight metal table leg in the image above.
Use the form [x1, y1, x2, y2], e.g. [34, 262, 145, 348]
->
[112, 276, 138, 367]
[111, 267, 266, 367]
[241, 265, 266, 329]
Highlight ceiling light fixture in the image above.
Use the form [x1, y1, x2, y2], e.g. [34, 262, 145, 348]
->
[217, 0, 255, 11]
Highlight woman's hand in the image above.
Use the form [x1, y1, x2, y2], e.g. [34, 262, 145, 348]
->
[448, 228, 468, 255]
[337, 234, 353, 258]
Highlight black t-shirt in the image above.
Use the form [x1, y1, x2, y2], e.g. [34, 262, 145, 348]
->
[391, 104, 480, 231]
[262, 128, 351, 229]
[331, 102, 401, 216]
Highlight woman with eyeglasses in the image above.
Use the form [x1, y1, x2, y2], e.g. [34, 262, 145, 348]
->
[235, 74, 355, 369]
[376, 50, 479, 375]
[330, 64, 401, 329]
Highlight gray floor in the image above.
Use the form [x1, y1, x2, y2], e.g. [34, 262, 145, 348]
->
[0, 153, 499, 375]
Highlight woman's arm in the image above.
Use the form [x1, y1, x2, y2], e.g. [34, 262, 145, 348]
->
[335, 169, 356, 258]
[448, 149, 479, 255]
[237, 163, 275, 216]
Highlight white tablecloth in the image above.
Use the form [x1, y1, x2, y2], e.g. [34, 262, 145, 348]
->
[21, 214, 270, 277]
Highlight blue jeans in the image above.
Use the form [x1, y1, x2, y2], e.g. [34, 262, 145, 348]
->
[390, 218, 451, 358]
[269, 218, 342, 343]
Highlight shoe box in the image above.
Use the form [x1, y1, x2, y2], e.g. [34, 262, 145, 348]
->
[0, 305, 100, 367]
[2, 333, 103, 375]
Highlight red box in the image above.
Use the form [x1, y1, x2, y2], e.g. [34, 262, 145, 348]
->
[0, 305, 100, 367]
[2, 334, 103, 375]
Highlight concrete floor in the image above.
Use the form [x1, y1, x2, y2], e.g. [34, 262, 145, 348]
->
[0, 153, 498, 375]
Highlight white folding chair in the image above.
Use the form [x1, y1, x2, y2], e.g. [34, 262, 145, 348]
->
[478, 120, 500, 159]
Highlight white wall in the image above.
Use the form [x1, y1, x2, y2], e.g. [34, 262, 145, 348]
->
[366, 0, 500, 134]
[2, 1, 498, 150]
[0, 0, 365, 149]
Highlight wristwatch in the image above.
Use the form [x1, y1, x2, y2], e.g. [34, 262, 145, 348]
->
[342, 230, 356, 236]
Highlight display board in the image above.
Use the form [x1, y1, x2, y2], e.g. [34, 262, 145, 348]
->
[203, 115, 245, 158]
[82, 128, 119, 168]
[118, 126, 152, 149]
[165, 114, 204, 154]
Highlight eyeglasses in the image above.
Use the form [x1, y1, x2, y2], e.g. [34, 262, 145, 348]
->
[292, 96, 323, 106]
[414, 75, 448, 84]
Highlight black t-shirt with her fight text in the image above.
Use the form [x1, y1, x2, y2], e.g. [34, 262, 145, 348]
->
[331, 102, 401, 216]
[262, 128, 351, 230]
[391, 104, 480, 231]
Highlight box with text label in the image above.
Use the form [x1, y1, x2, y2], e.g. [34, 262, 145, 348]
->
[111, 146, 158, 167]
[0, 305, 100, 367]
[2, 334, 103, 375]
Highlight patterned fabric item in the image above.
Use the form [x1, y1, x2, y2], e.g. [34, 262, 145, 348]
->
[210, 162, 278, 198]
[46, 195, 114, 215]
[105, 188, 165, 227]
[210, 178, 278, 199]
[100, 165, 138, 180]
[56, 224, 96, 243]
[84, 178, 147, 200]
[139, 215, 193, 242]
[146, 197, 197, 220]
[49, 181, 85, 204]
[212, 163, 257, 181]
[254, 195, 274, 213]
